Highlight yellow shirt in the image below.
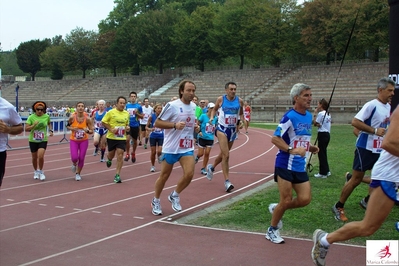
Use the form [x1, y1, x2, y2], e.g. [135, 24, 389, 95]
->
[101, 108, 129, 140]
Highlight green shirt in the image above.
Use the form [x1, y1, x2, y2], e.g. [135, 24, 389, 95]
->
[195, 106, 203, 120]
[26, 113, 51, 142]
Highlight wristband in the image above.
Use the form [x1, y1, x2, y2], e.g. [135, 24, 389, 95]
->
[237, 119, 241, 126]
[374, 128, 377, 135]
[174, 123, 176, 130]
[49, 129, 53, 133]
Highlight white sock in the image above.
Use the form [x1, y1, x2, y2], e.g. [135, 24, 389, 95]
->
[153, 197, 160, 203]
[172, 190, 179, 197]
[320, 234, 330, 247]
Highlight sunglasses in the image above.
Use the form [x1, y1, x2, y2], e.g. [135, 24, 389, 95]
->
[36, 109, 44, 111]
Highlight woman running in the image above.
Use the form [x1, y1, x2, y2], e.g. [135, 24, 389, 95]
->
[66, 102, 94, 181]
[25, 101, 53, 181]
[146, 104, 164, 172]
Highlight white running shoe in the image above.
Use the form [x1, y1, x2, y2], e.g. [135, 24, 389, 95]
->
[168, 193, 182, 212]
[150, 166, 156, 172]
[314, 173, 327, 178]
[71, 164, 77, 173]
[206, 164, 214, 181]
[151, 198, 162, 215]
[33, 171, 40, 180]
[75, 174, 81, 181]
[224, 180, 234, 192]
[311, 229, 329, 266]
[39, 171, 46, 181]
[268, 203, 283, 229]
[265, 226, 284, 244]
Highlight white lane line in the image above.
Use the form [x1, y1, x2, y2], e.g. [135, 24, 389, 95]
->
[18, 174, 275, 265]
[1, 132, 262, 204]
[55, 206, 64, 209]
[133, 216, 144, 219]
[6, 199, 14, 201]
[92, 211, 101, 214]
[112, 214, 122, 217]
[39, 204, 47, 206]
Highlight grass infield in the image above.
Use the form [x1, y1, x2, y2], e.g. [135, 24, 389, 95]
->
[186, 123, 399, 246]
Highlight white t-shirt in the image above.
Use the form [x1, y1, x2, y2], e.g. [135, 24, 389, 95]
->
[316, 110, 331, 133]
[354, 99, 390, 152]
[371, 149, 399, 183]
[0, 98, 22, 152]
[140, 105, 153, 125]
[158, 99, 196, 154]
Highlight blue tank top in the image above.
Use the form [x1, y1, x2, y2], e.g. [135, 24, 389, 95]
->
[149, 113, 164, 139]
[217, 95, 240, 128]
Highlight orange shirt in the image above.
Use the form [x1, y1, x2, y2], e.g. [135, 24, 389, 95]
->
[70, 114, 89, 141]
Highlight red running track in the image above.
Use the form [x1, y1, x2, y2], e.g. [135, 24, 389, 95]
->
[0, 128, 364, 265]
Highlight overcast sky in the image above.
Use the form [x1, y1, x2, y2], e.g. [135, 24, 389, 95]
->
[0, 0, 115, 51]
[0, 0, 305, 52]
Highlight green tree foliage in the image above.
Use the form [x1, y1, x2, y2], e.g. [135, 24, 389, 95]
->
[63, 27, 98, 78]
[93, 30, 127, 77]
[0, 51, 26, 76]
[297, 0, 388, 64]
[40, 45, 66, 80]
[172, 4, 221, 71]
[130, 6, 182, 74]
[16, 40, 49, 81]
[1, 0, 391, 77]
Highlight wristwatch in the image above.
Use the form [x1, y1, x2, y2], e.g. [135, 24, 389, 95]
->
[287, 146, 293, 153]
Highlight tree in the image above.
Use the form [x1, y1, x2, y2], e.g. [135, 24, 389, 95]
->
[131, 6, 181, 74]
[211, 0, 271, 69]
[93, 30, 129, 77]
[16, 40, 49, 81]
[63, 27, 98, 78]
[40, 45, 67, 80]
[172, 4, 221, 71]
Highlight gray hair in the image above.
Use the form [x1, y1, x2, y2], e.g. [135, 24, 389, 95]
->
[98, 100, 106, 105]
[377, 77, 395, 92]
[290, 83, 311, 104]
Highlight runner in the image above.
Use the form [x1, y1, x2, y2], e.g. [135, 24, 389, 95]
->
[66, 102, 94, 181]
[25, 101, 53, 181]
[92, 100, 108, 162]
[146, 104, 164, 172]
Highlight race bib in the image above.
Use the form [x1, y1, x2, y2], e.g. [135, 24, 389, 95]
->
[95, 121, 103, 128]
[33, 130, 44, 141]
[115, 126, 125, 138]
[293, 136, 311, 151]
[205, 123, 215, 134]
[224, 114, 238, 127]
[179, 137, 193, 148]
[74, 129, 85, 139]
[372, 135, 383, 153]
[128, 109, 136, 117]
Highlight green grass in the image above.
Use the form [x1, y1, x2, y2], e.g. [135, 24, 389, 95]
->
[186, 123, 399, 246]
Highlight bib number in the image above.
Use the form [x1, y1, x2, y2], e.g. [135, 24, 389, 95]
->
[179, 138, 193, 148]
[224, 114, 237, 127]
[33, 131, 44, 141]
[74, 130, 85, 139]
[205, 123, 215, 134]
[372, 136, 383, 153]
[293, 137, 310, 151]
[115, 127, 125, 138]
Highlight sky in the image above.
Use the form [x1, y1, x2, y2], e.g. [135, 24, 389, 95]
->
[0, 0, 306, 52]
[0, 0, 116, 51]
